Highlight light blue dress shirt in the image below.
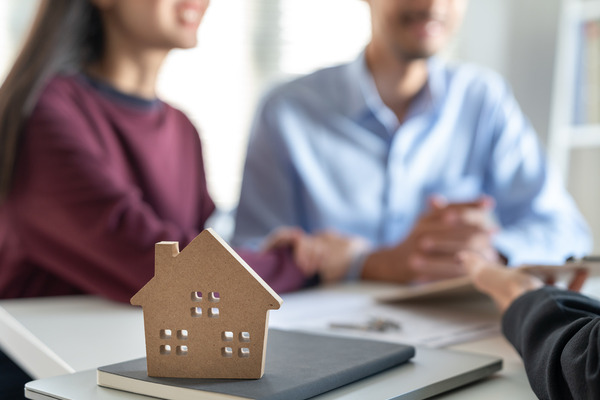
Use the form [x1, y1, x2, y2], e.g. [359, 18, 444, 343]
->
[234, 53, 592, 266]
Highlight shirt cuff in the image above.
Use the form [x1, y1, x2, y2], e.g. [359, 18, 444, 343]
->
[344, 248, 371, 281]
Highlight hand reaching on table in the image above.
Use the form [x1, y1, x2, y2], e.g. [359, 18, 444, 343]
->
[458, 251, 588, 313]
[263, 227, 370, 282]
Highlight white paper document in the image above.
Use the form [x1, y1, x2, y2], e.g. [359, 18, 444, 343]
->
[269, 284, 500, 348]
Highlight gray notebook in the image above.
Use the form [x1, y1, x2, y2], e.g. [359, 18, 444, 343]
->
[27, 336, 503, 400]
[97, 329, 416, 400]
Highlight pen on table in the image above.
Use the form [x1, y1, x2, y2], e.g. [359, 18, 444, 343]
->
[329, 317, 401, 332]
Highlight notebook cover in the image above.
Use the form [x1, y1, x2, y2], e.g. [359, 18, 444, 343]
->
[97, 329, 415, 400]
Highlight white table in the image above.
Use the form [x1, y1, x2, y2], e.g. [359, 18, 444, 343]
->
[4, 279, 598, 399]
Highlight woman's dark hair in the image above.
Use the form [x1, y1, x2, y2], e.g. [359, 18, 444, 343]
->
[0, 0, 104, 201]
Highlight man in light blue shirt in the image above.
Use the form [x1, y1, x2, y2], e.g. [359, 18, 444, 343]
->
[234, 0, 591, 283]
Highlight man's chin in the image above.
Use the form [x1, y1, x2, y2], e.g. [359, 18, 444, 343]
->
[393, 48, 436, 62]
[392, 39, 446, 61]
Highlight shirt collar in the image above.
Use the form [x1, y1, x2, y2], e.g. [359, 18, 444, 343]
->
[346, 51, 446, 134]
[343, 52, 372, 120]
[78, 73, 163, 111]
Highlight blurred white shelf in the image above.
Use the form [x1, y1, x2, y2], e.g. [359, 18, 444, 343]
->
[548, 0, 600, 179]
[580, 0, 600, 21]
[569, 125, 600, 147]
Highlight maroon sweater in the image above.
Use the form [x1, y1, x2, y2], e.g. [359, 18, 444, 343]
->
[0, 74, 307, 302]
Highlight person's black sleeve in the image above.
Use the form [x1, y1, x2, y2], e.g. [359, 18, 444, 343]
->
[502, 286, 600, 400]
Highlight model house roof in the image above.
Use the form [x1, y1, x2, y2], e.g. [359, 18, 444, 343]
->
[131, 228, 283, 309]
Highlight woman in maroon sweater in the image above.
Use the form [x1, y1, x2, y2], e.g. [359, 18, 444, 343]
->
[0, 0, 315, 304]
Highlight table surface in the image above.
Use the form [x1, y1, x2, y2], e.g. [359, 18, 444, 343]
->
[3, 278, 599, 399]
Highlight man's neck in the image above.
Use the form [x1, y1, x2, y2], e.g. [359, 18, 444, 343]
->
[365, 43, 429, 123]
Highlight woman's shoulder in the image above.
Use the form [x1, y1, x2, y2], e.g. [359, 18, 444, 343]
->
[31, 73, 198, 138]
[42, 73, 87, 96]
[33, 73, 95, 113]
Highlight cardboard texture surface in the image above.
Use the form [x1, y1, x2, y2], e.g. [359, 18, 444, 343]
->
[130, 228, 283, 379]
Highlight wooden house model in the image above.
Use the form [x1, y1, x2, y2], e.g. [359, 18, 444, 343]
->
[131, 228, 283, 379]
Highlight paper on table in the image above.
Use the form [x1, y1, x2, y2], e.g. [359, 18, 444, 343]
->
[373, 276, 476, 303]
[269, 287, 500, 348]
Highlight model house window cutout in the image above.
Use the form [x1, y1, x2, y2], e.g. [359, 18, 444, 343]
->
[130, 229, 283, 378]
[191, 291, 202, 301]
[177, 330, 188, 340]
[239, 332, 250, 342]
[160, 329, 172, 339]
[222, 347, 233, 358]
[177, 346, 188, 356]
[191, 307, 202, 317]
[239, 348, 250, 358]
